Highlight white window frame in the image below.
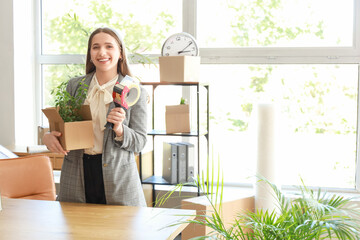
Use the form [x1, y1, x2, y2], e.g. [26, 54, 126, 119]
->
[36, 0, 360, 192]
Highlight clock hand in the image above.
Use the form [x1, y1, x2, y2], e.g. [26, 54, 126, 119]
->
[178, 42, 193, 54]
[179, 50, 192, 54]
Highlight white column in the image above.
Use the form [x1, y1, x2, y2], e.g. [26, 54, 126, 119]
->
[255, 103, 279, 212]
[0, 0, 15, 147]
[13, 0, 37, 145]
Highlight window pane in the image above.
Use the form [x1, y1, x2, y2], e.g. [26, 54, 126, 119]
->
[42, 64, 85, 113]
[42, 0, 182, 54]
[198, 0, 354, 48]
[130, 63, 160, 83]
[203, 64, 358, 188]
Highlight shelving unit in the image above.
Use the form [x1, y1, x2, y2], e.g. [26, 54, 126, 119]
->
[139, 82, 209, 203]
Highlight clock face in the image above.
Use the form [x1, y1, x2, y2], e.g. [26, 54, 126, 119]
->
[161, 32, 199, 56]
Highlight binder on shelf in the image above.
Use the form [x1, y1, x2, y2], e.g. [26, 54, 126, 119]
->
[162, 142, 178, 184]
[179, 142, 195, 182]
[177, 143, 187, 183]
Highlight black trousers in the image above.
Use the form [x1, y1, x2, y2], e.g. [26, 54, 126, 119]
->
[83, 154, 107, 204]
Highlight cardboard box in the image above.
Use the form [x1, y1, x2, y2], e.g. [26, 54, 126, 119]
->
[165, 104, 190, 134]
[37, 126, 49, 145]
[181, 192, 255, 239]
[159, 56, 200, 82]
[42, 105, 94, 151]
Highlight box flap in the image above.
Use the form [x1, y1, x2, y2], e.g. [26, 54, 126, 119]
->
[42, 107, 64, 123]
[79, 105, 92, 120]
[42, 107, 65, 146]
[166, 104, 189, 113]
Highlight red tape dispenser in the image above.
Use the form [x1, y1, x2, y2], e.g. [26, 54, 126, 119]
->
[105, 75, 140, 129]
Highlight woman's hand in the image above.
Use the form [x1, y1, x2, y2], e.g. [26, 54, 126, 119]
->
[107, 107, 126, 137]
[43, 131, 69, 155]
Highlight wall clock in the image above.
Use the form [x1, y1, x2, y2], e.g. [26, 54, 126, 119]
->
[161, 32, 199, 56]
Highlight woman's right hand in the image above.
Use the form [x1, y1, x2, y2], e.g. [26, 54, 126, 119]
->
[43, 131, 69, 155]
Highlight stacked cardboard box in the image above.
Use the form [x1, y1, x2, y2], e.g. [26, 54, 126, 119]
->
[165, 104, 190, 134]
[159, 56, 200, 83]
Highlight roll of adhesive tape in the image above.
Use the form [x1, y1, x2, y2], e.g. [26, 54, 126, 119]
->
[121, 75, 141, 107]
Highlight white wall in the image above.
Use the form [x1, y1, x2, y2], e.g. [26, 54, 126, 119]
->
[0, 0, 36, 147]
[13, 0, 36, 145]
[0, 0, 15, 147]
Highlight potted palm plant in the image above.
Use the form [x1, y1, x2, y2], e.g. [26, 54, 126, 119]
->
[157, 160, 360, 240]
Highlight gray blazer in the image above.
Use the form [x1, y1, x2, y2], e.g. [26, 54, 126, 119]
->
[57, 72, 147, 206]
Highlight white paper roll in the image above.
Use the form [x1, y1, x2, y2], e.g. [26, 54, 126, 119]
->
[255, 103, 279, 212]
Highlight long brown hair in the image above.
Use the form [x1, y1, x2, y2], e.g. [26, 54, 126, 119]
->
[85, 27, 132, 76]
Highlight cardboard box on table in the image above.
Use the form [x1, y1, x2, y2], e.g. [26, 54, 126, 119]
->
[42, 105, 94, 151]
[181, 192, 255, 239]
[165, 104, 190, 134]
[159, 56, 200, 82]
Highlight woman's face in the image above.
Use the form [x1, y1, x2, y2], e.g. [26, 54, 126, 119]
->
[90, 32, 121, 75]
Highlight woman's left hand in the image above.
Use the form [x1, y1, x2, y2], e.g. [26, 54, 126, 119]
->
[107, 107, 126, 137]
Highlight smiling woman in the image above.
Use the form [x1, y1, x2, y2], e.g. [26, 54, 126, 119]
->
[86, 29, 126, 81]
[89, 33, 121, 76]
[42, 27, 149, 206]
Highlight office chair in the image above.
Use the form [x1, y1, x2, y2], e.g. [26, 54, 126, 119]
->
[0, 155, 56, 200]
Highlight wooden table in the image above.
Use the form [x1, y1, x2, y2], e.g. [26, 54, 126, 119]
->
[0, 198, 195, 240]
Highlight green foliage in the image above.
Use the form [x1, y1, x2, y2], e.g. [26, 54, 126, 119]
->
[45, 0, 174, 56]
[51, 79, 88, 122]
[227, 118, 248, 132]
[156, 156, 224, 215]
[229, 0, 322, 47]
[232, 177, 360, 239]
[158, 169, 360, 240]
[223, 0, 337, 134]
[44, 64, 85, 107]
[180, 97, 187, 105]
[45, 12, 91, 54]
[250, 66, 273, 93]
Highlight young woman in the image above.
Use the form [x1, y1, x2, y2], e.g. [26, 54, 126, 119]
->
[43, 27, 148, 206]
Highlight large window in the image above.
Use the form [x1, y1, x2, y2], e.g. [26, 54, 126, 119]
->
[198, 0, 354, 48]
[38, 0, 360, 191]
[202, 64, 358, 189]
[40, 0, 181, 108]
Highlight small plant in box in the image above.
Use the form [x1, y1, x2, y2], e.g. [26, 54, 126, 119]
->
[180, 97, 187, 105]
[51, 78, 88, 122]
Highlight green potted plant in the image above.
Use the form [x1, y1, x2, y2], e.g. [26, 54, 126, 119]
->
[50, 78, 88, 122]
[157, 160, 360, 240]
[43, 78, 94, 151]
